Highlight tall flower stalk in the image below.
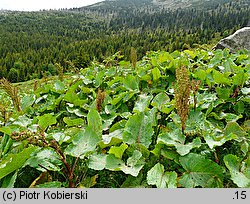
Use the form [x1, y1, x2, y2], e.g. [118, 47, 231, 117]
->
[174, 66, 191, 135]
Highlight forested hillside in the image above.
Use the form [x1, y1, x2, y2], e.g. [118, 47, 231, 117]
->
[0, 0, 249, 82]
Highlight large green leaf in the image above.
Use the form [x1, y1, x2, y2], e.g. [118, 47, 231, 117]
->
[203, 120, 238, 149]
[179, 153, 224, 188]
[120, 150, 144, 177]
[213, 70, 231, 85]
[87, 108, 102, 137]
[151, 92, 170, 110]
[63, 117, 84, 127]
[65, 127, 100, 159]
[152, 67, 161, 81]
[90, 151, 144, 177]
[123, 112, 154, 148]
[120, 163, 144, 177]
[123, 75, 139, 91]
[48, 132, 71, 145]
[133, 94, 153, 113]
[25, 148, 63, 172]
[37, 113, 57, 130]
[147, 163, 177, 188]
[108, 143, 128, 159]
[232, 70, 248, 86]
[0, 146, 37, 180]
[224, 122, 246, 140]
[105, 154, 125, 171]
[88, 153, 107, 170]
[53, 80, 66, 94]
[215, 87, 232, 100]
[203, 131, 237, 149]
[21, 94, 36, 112]
[223, 154, 250, 187]
[13, 115, 32, 128]
[157, 129, 201, 156]
[102, 129, 123, 145]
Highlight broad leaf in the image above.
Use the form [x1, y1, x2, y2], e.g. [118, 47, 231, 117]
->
[13, 115, 32, 127]
[38, 114, 57, 130]
[232, 70, 248, 86]
[133, 94, 153, 112]
[157, 129, 201, 156]
[152, 67, 161, 81]
[103, 153, 144, 177]
[213, 70, 231, 85]
[21, 94, 36, 112]
[0, 146, 37, 180]
[102, 129, 123, 145]
[53, 80, 66, 94]
[179, 153, 224, 188]
[151, 92, 170, 110]
[25, 148, 63, 172]
[63, 117, 84, 127]
[88, 154, 107, 170]
[65, 127, 100, 159]
[223, 154, 250, 187]
[127, 150, 142, 167]
[48, 132, 70, 145]
[87, 108, 102, 137]
[108, 143, 128, 159]
[147, 163, 177, 188]
[224, 122, 246, 140]
[105, 154, 125, 171]
[120, 163, 144, 177]
[121, 150, 144, 177]
[203, 121, 238, 149]
[123, 112, 154, 148]
[123, 75, 139, 91]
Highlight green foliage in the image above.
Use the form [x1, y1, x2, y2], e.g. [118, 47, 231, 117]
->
[65, 127, 100, 159]
[224, 155, 250, 187]
[38, 114, 57, 130]
[179, 153, 224, 187]
[0, 146, 37, 180]
[123, 112, 154, 148]
[0, 48, 250, 188]
[147, 163, 177, 188]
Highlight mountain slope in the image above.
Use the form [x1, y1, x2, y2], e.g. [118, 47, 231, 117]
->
[82, 0, 238, 11]
[0, 0, 249, 82]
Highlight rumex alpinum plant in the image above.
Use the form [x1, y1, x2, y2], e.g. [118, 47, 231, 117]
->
[0, 78, 21, 112]
[96, 88, 106, 112]
[130, 47, 137, 69]
[174, 66, 191, 135]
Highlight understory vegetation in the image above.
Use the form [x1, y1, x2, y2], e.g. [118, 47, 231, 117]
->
[0, 49, 250, 188]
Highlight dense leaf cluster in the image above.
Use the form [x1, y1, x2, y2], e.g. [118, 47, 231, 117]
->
[0, 49, 249, 188]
